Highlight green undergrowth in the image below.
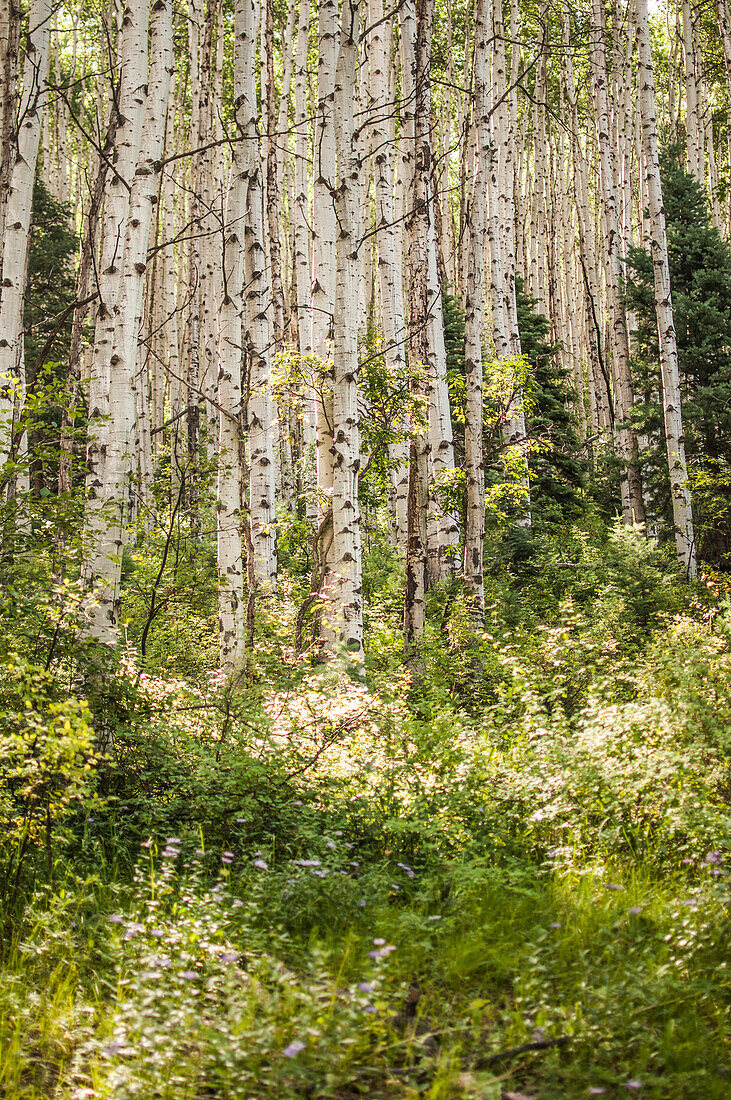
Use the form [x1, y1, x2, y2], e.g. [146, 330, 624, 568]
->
[1, 525, 730, 1098]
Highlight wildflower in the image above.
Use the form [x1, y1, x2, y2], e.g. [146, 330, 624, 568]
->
[253, 858, 268, 870]
[588, 1089, 607, 1096]
[628, 906, 643, 916]
[108, 914, 124, 924]
[180, 970, 198, 980]
[549, 922, 562, 929]
[326, 840, 337, 850]
[369, 944, 396, 960]
[427, 915, 442, 922]
[167, 837, 182, 844]
[283, 1040, 306, 1058]
[220, 952, 238, 964]
[162, 847, 180, 859]
[397, 862, 415, 878]
[222, 851, 235, 864]
[312, 869, 329, 877]
[704, 850, 723, 865]
[604, 883, 622, 892]
[297, 859, 321, 867]
[232, 899, 244, 908]
[292, 801, 303, 807]
[625, 1081, 643, 1090]
[358, 899, 366, 908]
[150, 929, 165, 939]
[363, 1004, 378, 1014]
[372, 938, 386, 946]
[86, 816, 95, 823]
[358, 982, 375, 993]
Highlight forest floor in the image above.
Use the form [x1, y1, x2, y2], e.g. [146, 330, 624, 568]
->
[1, 524, 730, 1099]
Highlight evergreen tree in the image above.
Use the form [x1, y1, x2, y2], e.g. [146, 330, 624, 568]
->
[624, 149, 731, 566]
[24, 180, 77, 387]
[515, 276, 585, 525]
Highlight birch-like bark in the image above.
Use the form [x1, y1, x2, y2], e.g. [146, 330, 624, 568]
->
[0, 0, 20, 252]
[312, 0, 338, 507]
[463, 0, 488, 624]
[85, 0, 149, 508]
[216, 7, 250, 669]
[239, 0, 277, 591]
[402, 0, 433, 645]
[590, 0, 645, 524]
[681, 0, 703, 186]
[292, 0, 318, 522]
[368, 0, 408, 546]
[325, 0, 363, 654]
[82, 0, 172, 641]
[400, 0, 459, 583]
[634, 0, 696, 577]
[0, 0, 51, 471]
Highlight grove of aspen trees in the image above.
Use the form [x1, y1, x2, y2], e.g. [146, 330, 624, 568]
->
[1, 0, 731, 1096]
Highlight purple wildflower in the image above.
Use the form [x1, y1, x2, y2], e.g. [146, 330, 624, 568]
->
[358, 982, 375, 993]
[628, 906, 643, 916]
[180, 970, 198, 980]
[253, 859, 268, 870]
[625, 1081, 643, 1090]
[283, 1040, 306, 1058]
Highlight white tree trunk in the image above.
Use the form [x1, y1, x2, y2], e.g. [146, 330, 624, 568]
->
[239, 0, 277, 592]
[368, 0, 408, 547]
[635, 0, 696, 578]
[463, 0, 488, 623]
[82, 0, 173, 642]
[0, 0, 51, 471]
[85, 0, 149, 511]
[325, 0, 363, 655]
[590, 0, 645, 524]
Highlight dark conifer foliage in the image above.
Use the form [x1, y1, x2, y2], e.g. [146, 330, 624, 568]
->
[625, 150, 731, 565]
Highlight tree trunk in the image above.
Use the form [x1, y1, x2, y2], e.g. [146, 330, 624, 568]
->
[0, 0, 51, 472]
[634, 0, 696, 578]
[590, 0, 645, 524]
[81, 0, 172, 643]
[325, 0, 363, 655]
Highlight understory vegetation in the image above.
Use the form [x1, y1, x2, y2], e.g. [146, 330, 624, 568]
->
[1, 516, 729, 1100]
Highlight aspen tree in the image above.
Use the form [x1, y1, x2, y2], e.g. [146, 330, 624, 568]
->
[368, 0, 408, 546]
[215, 0, 253, 670]
[0, 0, 20, 249]
[402, 0, 434, 646]
[463, 0, 489, 624]
[292, 0, 318, 524]
[590, 0, 645, 524]
[85, 0, 149, 512]
[0, 0, 51, 473]
[239, 0, 277, 591]
[312, 0, 338, 510]
[81, 0, 172, 642]
[326, 0, 363, 655]
[400, 0, 459, 585]
[562, 3, 613, 438]
[634, 0, 697, 578]
[493, 0, 530, 524]
[681, 0, 703, 186]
